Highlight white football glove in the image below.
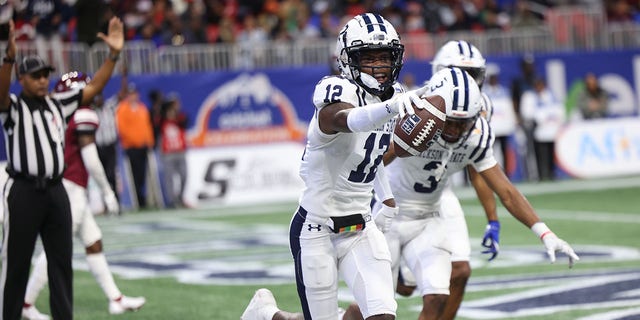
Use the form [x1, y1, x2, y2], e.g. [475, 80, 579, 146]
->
[374, 203, 398, 233]
[103, 191, 120, 215]
[541, 233, 580, 268]
[391, 90, 426, 118]
[532, 222, 579, 268]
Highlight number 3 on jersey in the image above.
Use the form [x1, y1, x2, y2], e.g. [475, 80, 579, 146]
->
[348, 132, 390, 183]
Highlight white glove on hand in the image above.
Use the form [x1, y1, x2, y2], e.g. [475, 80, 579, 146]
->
[541, 233, 580, 268]
[391, 91, 426, 118]
[103, 191, 120, 215]
[374, 203, 398, 233]
[532, 222, 579, 268]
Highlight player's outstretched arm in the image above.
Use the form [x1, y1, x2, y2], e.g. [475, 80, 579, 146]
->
[78, 134, 120, 215]
[479, 165, 580, 267]
[319, 91, 423, 134]
[468, 166, 500, 261]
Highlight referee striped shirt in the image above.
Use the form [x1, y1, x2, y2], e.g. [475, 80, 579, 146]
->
[0, 89, 81, 179]
[95, 95, 119, 146]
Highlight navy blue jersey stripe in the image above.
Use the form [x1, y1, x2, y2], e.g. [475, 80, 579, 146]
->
[469, 118, 485, 160]
[475, 122, 493, 163]
[290, 206, 311, 319]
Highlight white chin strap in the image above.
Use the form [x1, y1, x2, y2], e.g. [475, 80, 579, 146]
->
[360, 73, 383, 92]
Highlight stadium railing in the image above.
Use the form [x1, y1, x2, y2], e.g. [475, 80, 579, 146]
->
[2, 6, 638, 77]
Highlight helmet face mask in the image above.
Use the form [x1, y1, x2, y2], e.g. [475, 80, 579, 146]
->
[441, 115, 478, 143]
[336, 13, 404, 96]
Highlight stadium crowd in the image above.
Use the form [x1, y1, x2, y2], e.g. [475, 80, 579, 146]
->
[1, 0, 640, 48]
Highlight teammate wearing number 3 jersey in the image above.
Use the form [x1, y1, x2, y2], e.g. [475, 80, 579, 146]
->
[376, 67, 580, 320]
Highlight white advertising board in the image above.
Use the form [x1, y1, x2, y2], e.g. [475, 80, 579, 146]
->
[183, 142, 305, 208]
[555, 117, 640, 178]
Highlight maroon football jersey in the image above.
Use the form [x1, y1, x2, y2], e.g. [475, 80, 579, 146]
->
[64, 106, 99, 187]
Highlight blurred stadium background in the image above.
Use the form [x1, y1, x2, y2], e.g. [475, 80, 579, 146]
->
[1, 1, 640, 319]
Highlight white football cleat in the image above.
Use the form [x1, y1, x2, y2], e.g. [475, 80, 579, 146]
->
[108, 295, 146, 314]
[241, 288, 279, 320]
[22, 304, 50, 320]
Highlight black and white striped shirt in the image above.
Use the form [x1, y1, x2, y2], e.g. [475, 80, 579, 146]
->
[0, 89, 81, 179]
[95, 95, 119, 146]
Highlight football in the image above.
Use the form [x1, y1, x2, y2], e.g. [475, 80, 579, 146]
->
[393, 95, 447, 158]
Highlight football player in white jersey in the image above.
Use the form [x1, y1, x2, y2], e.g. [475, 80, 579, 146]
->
[392, 40, 502, 320]
[375, 66, 579, 320]
[21, 72, 145, 320]
[241, 13, 430, 320]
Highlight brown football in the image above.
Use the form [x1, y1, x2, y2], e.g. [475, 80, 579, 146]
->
[393, 95, 447, 158]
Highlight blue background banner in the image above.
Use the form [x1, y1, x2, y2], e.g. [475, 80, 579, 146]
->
[2, 49, 639, 171]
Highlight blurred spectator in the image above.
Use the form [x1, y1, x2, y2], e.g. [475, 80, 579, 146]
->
[134, 20, 164, 47]
[149, 89, 164, 148]
[116, 84, 155, 209]
[483, 64, 517, 173]
[237, 13, 268, 68]
[606, 0, 636, 24]
[159, 93, 189, 209]
[577, 72, 609, 119]
[520, 77, 566, 181]
[0, 0, 28, 41]
[477, 0, 511, 30]
[511, 54, 537, 123]
[74, 0, 108, 45]
[94, 69, 127, 209]
[510, 0, 545, 29]
[27, 0, 71, 71]
[215, 15, 237, 43]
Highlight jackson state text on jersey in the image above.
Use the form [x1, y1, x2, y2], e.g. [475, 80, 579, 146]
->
[387, 115, 495, 216]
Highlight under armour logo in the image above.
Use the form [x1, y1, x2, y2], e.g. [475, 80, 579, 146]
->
[307, 224, 322, 232]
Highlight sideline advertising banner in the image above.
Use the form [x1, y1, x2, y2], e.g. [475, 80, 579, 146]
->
[2, 49, 640, 208]
[555, 117, 640, 178]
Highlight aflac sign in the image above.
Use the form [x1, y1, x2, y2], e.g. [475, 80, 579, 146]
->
[555, 118, 640, 178]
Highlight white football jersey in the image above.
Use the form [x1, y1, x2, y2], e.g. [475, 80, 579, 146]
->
[298, 75, 403, 219]
[387, 115, 496, 217]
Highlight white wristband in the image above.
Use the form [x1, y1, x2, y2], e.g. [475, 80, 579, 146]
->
[346, 101, 396, 132]
[531, 222, 553, 239]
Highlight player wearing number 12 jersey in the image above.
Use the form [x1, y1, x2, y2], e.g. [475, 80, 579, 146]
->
[284, 13, 427, 320]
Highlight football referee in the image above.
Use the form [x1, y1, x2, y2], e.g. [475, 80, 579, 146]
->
[0, 18, 124, 320]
